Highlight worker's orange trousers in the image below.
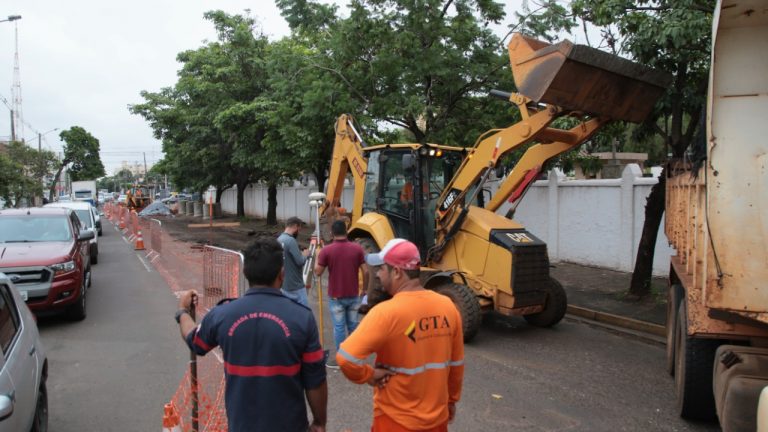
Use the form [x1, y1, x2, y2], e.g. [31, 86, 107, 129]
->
[371, 414, 448, 432]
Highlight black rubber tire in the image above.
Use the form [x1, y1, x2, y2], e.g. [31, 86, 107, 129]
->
[31, 379, 48, 432]
[68, 273, 87, 321]
[523, 277, 568, 327]
[433, 282, 481, 343]
[90, 244, 98, 265]
[666, 284, 683, 376]
[355, 237, 391, 310]
[674, 300, 720, 421]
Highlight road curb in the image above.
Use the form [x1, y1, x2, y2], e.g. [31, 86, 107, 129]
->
[566, 305, 666, 338]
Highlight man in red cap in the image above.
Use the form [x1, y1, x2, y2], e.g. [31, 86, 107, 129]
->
[336, 238, 464, 432]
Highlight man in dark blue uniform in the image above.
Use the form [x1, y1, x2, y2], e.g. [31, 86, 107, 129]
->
[176, 236, 328, 432]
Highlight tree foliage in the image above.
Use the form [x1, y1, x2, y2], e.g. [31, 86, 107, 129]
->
[278, 0, 515, 146]
[0, 142, 58, 206]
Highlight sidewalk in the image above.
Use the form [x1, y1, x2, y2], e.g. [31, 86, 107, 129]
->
[551, 261, 668, 335]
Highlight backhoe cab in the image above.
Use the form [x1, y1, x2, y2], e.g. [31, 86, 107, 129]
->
[321, 34, 671, 341]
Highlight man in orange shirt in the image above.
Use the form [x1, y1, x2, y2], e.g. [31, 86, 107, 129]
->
[336, 239, 464, 432]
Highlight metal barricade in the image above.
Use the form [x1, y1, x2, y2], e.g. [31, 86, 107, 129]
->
[201, 246, 247, 313]
[146, 218, 162, 262]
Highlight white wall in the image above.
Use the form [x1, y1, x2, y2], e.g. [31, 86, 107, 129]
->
[211, 165, 673, 276]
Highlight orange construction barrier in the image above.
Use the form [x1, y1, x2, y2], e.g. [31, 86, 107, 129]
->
[119, 211, 126, 230]
[162, 403, 182, 432]
[135, 230, 146, 250]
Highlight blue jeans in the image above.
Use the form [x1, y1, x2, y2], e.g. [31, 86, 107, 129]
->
[329, 297, 361, 351]
[281, 288, 309, 307]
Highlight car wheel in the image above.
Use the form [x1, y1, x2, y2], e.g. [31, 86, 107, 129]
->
[30, 380, 48, 432]
[90, 244, 98, 265]
[68, 272, 87, 321]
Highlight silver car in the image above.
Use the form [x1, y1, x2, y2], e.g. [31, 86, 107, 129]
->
[0, 273, 47, 432]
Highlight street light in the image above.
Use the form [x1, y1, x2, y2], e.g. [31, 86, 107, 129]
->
[38, 128, 59, 152]
[0, 15, 21, 23]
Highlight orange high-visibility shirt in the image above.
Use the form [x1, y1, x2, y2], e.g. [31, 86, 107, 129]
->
[337, 289, 464, 430]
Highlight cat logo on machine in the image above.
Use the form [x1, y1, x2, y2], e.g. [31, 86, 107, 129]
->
[506, 232, 533, 243]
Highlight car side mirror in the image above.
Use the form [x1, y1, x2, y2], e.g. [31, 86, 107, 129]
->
[0, 394, 14, 420]
[78, 230, 95, 242]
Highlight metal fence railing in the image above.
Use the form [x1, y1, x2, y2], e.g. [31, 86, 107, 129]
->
[200, 245, 247, 313]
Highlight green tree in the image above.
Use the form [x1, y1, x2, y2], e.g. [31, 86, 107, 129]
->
[277, 0, 515, 146]
[51, 127, 106, 200]
[516, 0, 714, 296]
[1, 142, 58, 206]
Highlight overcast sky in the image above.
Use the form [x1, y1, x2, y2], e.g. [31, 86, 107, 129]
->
[0, 0, 543, 175]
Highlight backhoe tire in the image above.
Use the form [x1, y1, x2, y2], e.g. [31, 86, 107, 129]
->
[433, 282, 481, 343]
[523, 277, 567, 328]
[354, 237, 391, 312]
[666, 284, 683, 376]
[674, 300, 720, 421]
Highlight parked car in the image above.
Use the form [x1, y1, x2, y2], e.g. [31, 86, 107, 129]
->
[0, 273, 48, 432]
[0, 207, 93, 320]
[44, 202, 99, 264]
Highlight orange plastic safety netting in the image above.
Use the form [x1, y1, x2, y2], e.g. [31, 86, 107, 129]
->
[157, 242, 247, 431]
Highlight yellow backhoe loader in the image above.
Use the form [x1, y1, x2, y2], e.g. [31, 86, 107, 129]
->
[321, 33, 671, 341]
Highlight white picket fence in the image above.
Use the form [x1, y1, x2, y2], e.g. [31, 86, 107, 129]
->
[211, 164, 673, 275]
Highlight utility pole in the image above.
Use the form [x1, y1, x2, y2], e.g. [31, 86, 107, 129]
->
[9, 110, 15, 141]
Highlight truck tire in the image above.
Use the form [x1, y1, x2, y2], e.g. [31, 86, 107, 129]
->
[354, 237, 391, 311]
[433, 282, 481, 343]
[524, 277, 567, 327]
[666, 284, 683, 376]
[68, 272, 88, 321]
[675, 300, 720, 421]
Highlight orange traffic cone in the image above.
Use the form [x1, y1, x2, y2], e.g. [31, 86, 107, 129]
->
[119, 213, 126, 230]
[162, 403, 181, 432]
[135, 230, 146, 250]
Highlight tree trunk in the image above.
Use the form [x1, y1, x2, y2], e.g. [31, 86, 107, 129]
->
[215, 185, 231, 204]
[629, 171, 666, 297]
[267, 183, 278, 225]
[313, 167, 327, 193]
[236, 182, 247, 218]
[49, 164, 66, 201]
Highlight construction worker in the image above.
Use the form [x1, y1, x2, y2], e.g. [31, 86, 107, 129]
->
[336, 238, 464, 431]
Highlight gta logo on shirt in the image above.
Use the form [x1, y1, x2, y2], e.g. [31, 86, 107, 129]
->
[405, 321, 417, 343]
[404, 315, 451, 343]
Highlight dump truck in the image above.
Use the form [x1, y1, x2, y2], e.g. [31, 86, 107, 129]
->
[665, 1, 768, 430]
[320, 33, 671, 341]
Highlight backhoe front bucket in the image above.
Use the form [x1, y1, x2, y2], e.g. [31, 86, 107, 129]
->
[508, 33, 672, 123]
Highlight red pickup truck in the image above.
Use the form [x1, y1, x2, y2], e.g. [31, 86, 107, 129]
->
[0, 207, 94, 320]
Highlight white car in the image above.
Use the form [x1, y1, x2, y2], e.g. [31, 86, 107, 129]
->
[44, 202, 100, 265]
[0, 273, 48, 432]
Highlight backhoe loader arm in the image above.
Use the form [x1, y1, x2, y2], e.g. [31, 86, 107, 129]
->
[320, 114, 369, 224]
[429, 32, 671, 261]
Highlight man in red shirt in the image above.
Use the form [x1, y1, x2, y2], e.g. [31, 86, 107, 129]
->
[314, 220, 366, 369]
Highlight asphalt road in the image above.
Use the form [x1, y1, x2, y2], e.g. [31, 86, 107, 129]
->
[36, 221, 187, 432]
[310, 291, 721, 431]
[34, 219, 720, 432]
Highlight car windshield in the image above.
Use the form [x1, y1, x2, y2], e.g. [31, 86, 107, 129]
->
[74, 210, 93, 228]
[0, 216, 72, 242]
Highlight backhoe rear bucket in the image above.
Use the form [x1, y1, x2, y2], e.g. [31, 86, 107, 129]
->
[508, 33, 672, 123]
